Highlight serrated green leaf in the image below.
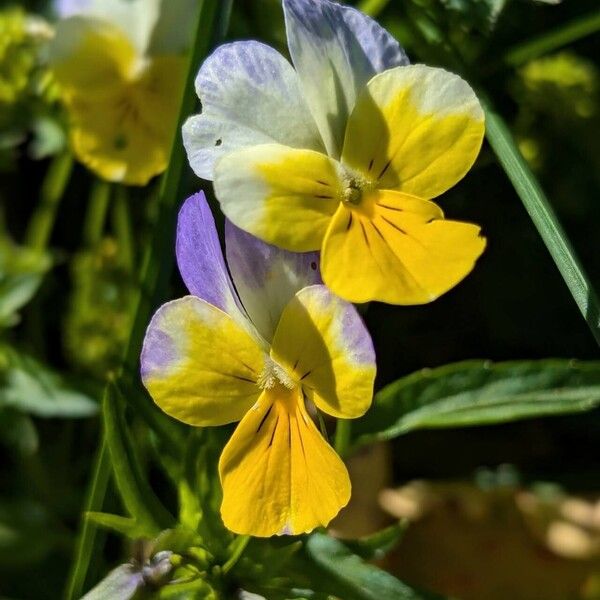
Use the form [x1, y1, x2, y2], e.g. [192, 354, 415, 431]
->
[80, 565, 142, 600]
[343, 521, 408, 561]
[304, 534, 441, 600]
[353, 360, 600, 448]
[0, 345, 97, 417]
[103, 385, 173, 535]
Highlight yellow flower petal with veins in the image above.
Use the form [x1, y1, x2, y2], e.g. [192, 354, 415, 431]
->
[342, 64, 485, 199]
[141, 296, 265, 427]
[219, 384, 351, 537]
[321, 190, 486, 304]
[271, 285, 375, 419]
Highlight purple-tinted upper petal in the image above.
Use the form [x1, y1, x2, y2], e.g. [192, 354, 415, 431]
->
[283, 0, 409, 158]
[182, 40, 323, 181]
[176, 192, 242, 318]
[225, 220, 322, 343]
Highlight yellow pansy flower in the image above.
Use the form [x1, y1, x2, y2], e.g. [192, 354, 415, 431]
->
[141, 193, 376, 537]
[184, 0, 486, 305]
[48, 0, 195, 185]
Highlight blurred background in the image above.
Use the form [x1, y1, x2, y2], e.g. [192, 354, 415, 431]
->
[1, 0, 599, 598]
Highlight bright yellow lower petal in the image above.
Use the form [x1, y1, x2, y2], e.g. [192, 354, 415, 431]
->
[321, 190, 486, 305]
[270, 286, 375, 419]
[141, 296, 265, 427]
[219, 385, 350, 537]
[65, 55, 186, 185]
[342, 65, 485, 199]
[214, 144, 342, 252]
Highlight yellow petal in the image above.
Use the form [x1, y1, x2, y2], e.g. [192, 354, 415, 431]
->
[141, 296, 264, 427]
[270, 285, 375, 419]
[214, 144, 342, 252]
[342, 65, 485, 199]
[321, 190, 486, 305]
[219, 384, 350, 537]
[50, 17, 137, 95]
[66, 55, 186, 185]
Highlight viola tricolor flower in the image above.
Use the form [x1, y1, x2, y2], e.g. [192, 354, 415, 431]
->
[183, 0, 486, 305]
[49, 0, 197, 185]
[141, 193, 376, 537]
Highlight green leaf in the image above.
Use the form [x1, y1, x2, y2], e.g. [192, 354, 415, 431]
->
[481, 93, 600, 346]
[304, 533, 441, 600]
[85, 512, 149, 540]
[0, 345, 97, 417]
[343, 521, 408, 561]
[80, 565, 142, 600]
[353, 360, 600, 448]
[102, 385, 173, 535]
[0, 237, 50, 328]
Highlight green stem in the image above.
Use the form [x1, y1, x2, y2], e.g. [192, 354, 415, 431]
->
[83, 181, 111, 246]
[222, 535, 250, 575]
[63, 438, 111, 600]
[334, 420, 352, 458]
[504, 8, 600, 67]
[481, 93, 600, 346]
[25, 152, 74, 250]
[64, 0, 233, 595]
[112, 187, 135, 270]
[357, 0, 391, 18]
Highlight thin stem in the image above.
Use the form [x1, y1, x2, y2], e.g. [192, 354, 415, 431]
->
[64, 0, 234, 595]
[504, 8, 600, 67]
[83, 181, 112, 246]
[63, 438, 111, 600]
[334, 420, 352, 458]
[112, 187, 135, 270]
[25, 152, 74, 250]
[222, 535, 251, 575]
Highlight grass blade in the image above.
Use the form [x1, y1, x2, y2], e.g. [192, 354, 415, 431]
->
[481, 93, 600, 346]
[63, 2, 233, 597]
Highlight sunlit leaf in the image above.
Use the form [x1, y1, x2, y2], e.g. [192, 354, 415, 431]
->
[352, 360, 600, 448]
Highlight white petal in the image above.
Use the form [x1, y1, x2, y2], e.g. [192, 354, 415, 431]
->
[182, 41, 323, 181]
[283, 0, 408, 159]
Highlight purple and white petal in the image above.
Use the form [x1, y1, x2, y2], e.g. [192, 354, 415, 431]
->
[182, 41, 323, 181]
[225, 220, 322, 343]
[283, 0, 409, 159]
[176, 192, 244, 318]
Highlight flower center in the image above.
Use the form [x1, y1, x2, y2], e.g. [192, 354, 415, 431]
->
[257, 356, 295, 390]
[339, 166, 373, 207]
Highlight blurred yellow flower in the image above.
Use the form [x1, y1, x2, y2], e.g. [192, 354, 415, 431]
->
[49, 1, 191, 185]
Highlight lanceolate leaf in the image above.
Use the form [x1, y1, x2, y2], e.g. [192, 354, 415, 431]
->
[481, 94, 600, 346]
[352, 360, 600, 448]
[102, 385, 173, 535]
[305, 534, 441, 600]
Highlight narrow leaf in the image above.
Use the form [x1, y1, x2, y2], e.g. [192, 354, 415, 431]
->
[343, 521, 408, 561]
[305, 533, 441, 600]
[103, 385, 173, 534]
[481, 93, 600, 346]
[86, 512, 149, 539]
[353, 360, 600, 448]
